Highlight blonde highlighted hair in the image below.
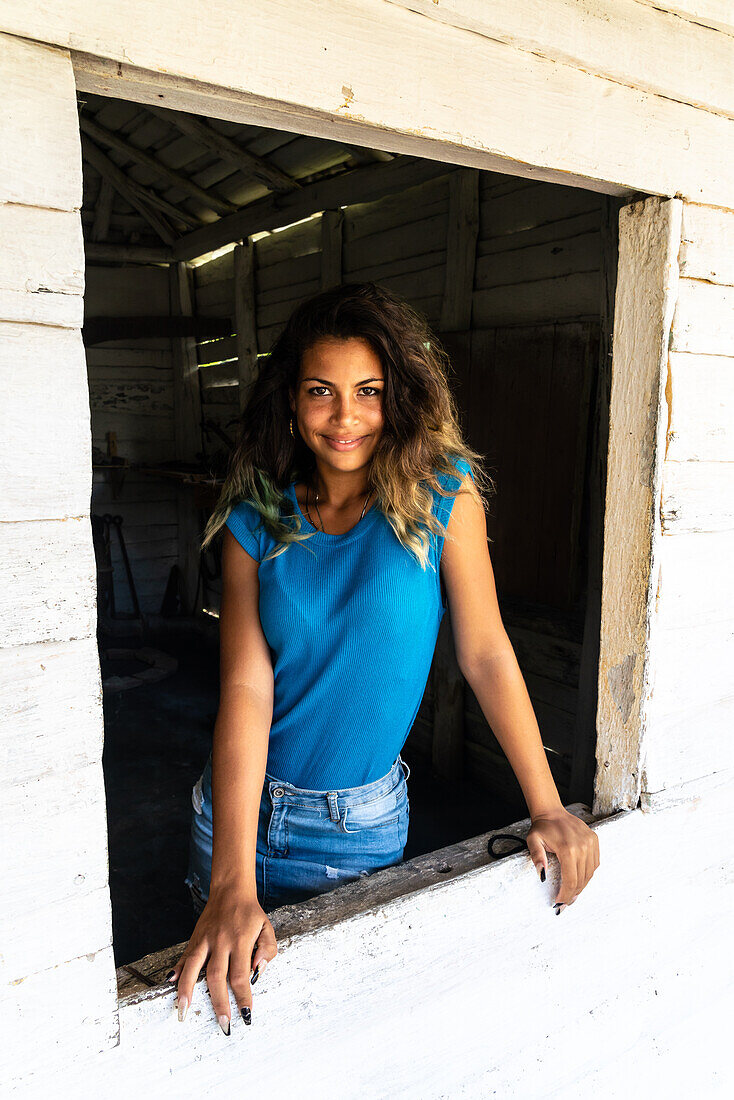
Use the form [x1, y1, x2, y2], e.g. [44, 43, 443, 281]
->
[201, 282, 495, 567]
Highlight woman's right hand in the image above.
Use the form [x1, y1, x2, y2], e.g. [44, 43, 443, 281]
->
[168, 887, 278, 1033]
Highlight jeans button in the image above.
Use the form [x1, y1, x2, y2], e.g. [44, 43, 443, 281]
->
[272, 787, 285, 797]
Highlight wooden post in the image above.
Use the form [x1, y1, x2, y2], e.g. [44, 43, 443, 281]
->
[569, 195, 624, 804]
[170, 260, 202, 615]
[440, 168, 479, 332]
[234, 238, 259, 414]
[320, 209, 344, 290]
[593, 196, 682, 816]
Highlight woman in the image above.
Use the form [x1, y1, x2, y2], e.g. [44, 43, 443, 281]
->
[169, 281, 599, 1034]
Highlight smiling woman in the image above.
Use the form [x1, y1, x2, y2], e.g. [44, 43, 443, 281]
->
[169, 281, 599, 1034]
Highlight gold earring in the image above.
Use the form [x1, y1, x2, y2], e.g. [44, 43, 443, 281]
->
[289, 417, 294, 437]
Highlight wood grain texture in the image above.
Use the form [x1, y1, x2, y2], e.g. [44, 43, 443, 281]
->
[61, 4, 734, 204]
[595, 196, 682, 815]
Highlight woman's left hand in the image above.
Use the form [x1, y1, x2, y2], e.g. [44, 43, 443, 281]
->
[525, 807, 600, 912]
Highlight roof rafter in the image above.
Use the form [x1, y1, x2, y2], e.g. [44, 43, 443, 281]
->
[80, 113, 239, 218]
[80, 133, 179, 245]
[145, 104, 301, 195]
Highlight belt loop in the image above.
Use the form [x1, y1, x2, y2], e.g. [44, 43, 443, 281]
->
[326, 791, 341, 823]
[399, 755, 411, 781]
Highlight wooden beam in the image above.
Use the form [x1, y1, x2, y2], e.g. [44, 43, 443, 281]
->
[82, 315, 231, 344]
[440, 167, 479, 331]
[90, 177, 113, 242]
[80, 113, 239, 218]
[145, 104, 300, 195]
[81, 133, 201, 233]
[594, 196, 682, 816]
[80, 134, 177, 245]
[320, 209, 344, 290]
[233, 239, 259, 414]
[173, 156, 455, 262]
[85, 241, 173, 264]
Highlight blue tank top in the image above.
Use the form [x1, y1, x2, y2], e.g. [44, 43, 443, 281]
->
[224, 455, 472, 789]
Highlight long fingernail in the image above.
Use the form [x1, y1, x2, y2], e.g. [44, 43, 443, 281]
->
[163, 969, 176, 983]
[554, 903, 566, 915]
[251, 959, 267, 985]
[540, 868, 546, 883]
[241, 1006, 252, 1025]
[218, 1015, 230, 1036]
[177, 996, 189, 1022]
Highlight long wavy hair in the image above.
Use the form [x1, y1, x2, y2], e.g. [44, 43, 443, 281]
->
[201, 281, 495, 568]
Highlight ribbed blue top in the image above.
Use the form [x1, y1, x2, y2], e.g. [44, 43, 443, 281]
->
[224, 455, 472, 789]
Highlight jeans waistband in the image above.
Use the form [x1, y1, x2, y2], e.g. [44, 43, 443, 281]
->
[264, 753, 410, 808]
[203, 751, 410, 810]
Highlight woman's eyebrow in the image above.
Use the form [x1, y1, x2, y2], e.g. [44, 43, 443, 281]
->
[301, 377, 384, 386]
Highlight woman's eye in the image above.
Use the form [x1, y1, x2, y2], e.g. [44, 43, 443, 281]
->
[307, 386, 381, 397]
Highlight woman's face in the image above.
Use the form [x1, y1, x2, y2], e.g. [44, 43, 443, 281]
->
[289, 337, 385, 472]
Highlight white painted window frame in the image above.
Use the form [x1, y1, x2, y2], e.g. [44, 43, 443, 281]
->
[66, 60, 682, 1009]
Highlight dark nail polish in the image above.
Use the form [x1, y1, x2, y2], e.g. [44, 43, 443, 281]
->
[540, 868, 546, 883]
[163, 969, 176, 982]
[250, 965, 260, 986]
[241, 1006, 252, 1025]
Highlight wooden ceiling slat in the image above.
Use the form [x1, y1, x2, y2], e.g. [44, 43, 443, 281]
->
[146, 105, 300, 195]
[80, 114, 239, 218]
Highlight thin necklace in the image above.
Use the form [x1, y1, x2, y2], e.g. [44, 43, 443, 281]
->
[304, 475, 372, 534]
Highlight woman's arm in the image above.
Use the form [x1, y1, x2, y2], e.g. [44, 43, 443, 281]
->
[440, 476, 600, 909]
[172, 527, 278, 1032]
[210, 528, 275, 894]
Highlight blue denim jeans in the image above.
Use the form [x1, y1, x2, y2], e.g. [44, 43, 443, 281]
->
[184, 752, 411, 915]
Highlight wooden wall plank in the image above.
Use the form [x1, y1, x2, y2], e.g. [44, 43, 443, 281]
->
[0, 33, 82, 210]
[0, 323, 91, 520]
[385, 0, 733, 116]
[58, 6, 734, 207]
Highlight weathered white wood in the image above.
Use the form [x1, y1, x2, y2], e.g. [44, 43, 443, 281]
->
[0, 203, 84, 325]
[0, 947, 119, 1090]
[320, 209, 344, 291]
[0, 760, 110, 910]
[21, 788, 733, 1097]
[0, 33, 82, 210]
[595, 196, 682, 816]
[0, 323, 91, 519]
[634, 0, 734, 37]
[390, 1, 734, 117]
[680, 202, 734, 285]
[0, 518, 97, 647]
[59, 7, 734, 205]
[0, 636, 103, 789]
[671, 278, 734, 356]
[661, 461, 734, 532]
[648, 529, 734, 633]
[440, 168, 479, 331]
[233, 239, 259, 413]
[666, 351, 734, 462]
[0, 886, 112, 984]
